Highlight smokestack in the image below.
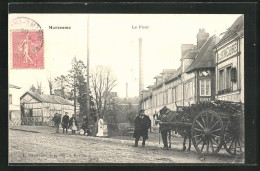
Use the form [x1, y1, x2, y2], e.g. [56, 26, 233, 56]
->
[139, 38, 144, 98]
[126, 82, 128, 100]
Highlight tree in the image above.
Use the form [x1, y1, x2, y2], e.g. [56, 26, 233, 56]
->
[126, 103, 138, 126]
[66, 57, 96, 122]
[29, 84, 36, 92]
[36, 80, 43, 94]
[90, 65, 117, 118]
[54, 75, 67, 98]
[47, 74, 56, 95]
[66, 57, 86, 116]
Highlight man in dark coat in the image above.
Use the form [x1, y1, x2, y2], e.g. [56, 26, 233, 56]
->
[52, 113, 61, 133]
[62, 112, 70, 134]
[133, 109, 151, 147]
[81, 116, 89, 135]
[156, 106, 170, 150]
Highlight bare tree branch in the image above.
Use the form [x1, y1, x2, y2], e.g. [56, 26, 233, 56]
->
[90, 66, 117, 117]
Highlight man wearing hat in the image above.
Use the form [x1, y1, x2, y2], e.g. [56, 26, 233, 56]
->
[133, 109, 151, 147]
[62, 112, 70, 134]
[52, 113, 61, 133]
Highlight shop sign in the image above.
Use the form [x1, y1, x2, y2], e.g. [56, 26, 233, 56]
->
[218, 41, 237, 62]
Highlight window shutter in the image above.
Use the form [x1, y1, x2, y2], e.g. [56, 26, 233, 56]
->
[231, 67, 237, 83]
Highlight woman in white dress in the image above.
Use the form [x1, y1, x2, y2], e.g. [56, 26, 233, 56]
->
[69, 114, 78, 134]
[96, 116, 104, 137]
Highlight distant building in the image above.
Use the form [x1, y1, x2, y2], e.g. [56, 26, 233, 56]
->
[213, 15, 244, 102]
[20, 91, 79, 125]
[9, 84, 23, 126]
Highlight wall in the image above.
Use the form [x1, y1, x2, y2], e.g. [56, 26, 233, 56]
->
[215, 35, 243, 102]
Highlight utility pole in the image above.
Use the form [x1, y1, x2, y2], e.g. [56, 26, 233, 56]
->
[86, 14, 90, 123]
[74, 75, 77, 115]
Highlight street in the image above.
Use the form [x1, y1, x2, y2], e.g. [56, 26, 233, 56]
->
[9, 126, 243, 164]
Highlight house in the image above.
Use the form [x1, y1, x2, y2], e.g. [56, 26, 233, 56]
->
[20, 91, 79, 125]
[9, 84, 23, 126]
[213, 15, 244, 103]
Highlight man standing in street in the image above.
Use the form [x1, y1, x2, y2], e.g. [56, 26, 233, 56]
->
[156, 107, 170, 150]
[133, 109, 151, 147]
[52, 113, 61, 133]
[62, 112, 70, 134]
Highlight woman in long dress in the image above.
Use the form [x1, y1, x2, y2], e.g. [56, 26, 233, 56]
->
[69, 114, 78, 134]
[96, 116, 104, 137]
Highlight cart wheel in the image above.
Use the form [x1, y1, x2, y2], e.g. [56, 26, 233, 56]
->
[223, 134, 244, 156]
[192, 110, 224, 155]
[223, 118, 244, 156]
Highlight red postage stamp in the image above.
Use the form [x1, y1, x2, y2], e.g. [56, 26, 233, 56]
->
[12, 31, 44, 69]
[10, 17, 44, 69]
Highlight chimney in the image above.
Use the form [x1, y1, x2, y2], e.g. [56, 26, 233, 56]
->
[139, 38, 144, 97]
[181, 44, 194, 58]
[126, 82, 128, 100]
[181, 44, 195, 72]
[197, 28, 209, 49]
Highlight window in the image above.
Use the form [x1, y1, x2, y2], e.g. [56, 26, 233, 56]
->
[200, 79, 211, 96]
[9, 94, 12, 104]
[184, 81, 193, 99]
[176, 84, 182, 101]
[160, 92, 163, 106]
[163, 91, 167, 105]
[168, 88, 172, 104]
[154, 95, 157, 107]
[219, 69, 224, 90]
[226, 66, 232, 89]
[218, 66, 233, 93]
[157, 93, 160, 106]
[172, 88, 176, 103]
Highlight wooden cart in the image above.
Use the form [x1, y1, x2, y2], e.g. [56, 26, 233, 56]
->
[157, 101, 244, 156]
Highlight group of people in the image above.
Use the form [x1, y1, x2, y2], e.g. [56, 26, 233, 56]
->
[53, 109, 168, 149]
[52, 112, 78, 134]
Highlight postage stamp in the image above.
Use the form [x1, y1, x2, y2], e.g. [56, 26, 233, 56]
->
[9, 17, 44, 69]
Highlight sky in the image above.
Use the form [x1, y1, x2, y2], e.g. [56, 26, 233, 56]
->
[9, 14, 241, 98]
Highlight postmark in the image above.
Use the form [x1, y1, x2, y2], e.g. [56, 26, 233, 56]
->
[10, 17, 44, 69]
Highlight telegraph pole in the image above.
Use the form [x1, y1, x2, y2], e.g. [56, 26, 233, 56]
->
[86, 14, 90, 122]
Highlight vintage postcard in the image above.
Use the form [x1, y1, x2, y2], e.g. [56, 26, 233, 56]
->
[8, 13, 244, 164]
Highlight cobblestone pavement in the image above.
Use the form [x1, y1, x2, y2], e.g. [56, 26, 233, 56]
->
[9, 126, 243, 164]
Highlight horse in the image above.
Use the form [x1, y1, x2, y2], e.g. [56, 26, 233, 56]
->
[153, 106, 192, 151]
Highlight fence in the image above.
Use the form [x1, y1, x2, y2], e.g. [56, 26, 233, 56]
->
[9, 116, 55, 126]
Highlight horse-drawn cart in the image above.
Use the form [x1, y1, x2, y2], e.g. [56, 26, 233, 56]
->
[155, 100, 244, 156]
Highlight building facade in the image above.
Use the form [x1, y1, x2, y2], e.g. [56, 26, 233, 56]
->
[9, 84, 23, 126]
[140, 15, 244, 132]
[213, 15, 244, 103]
[20, 91, 79, 125]
[140, 29, 219, 131]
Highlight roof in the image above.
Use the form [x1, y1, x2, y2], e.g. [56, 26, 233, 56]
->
[182, 51, 198, 59]
[9, 84, 21, 89]
[185, 35, 219, 73]
[160, 69, 176, 74]
[165, 67, 182, 84]
[218, 15, 244, 44]
[153, 75, 162, 79]
[147, 85, 156, 89]
[141, 90, 152, 100]
[21, 91, 72, 105]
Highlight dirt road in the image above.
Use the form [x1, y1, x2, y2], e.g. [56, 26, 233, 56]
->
[9, 126, 243, 164]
